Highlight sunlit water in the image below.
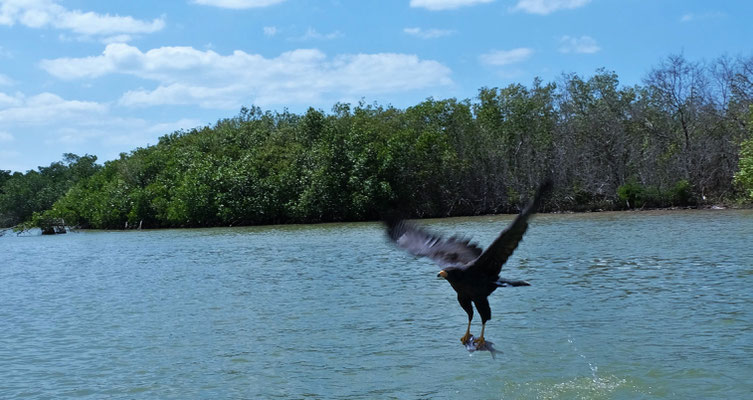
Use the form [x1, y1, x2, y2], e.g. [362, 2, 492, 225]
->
[2, 209, 752, 399]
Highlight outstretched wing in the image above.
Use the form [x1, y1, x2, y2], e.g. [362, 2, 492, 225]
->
[385, 219, 483, 268]
[469, 180, 552, 277]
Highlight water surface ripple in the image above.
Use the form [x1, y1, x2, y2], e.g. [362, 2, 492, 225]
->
[2, 209, 752, 398]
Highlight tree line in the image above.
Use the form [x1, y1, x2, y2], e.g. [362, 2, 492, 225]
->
[2, 53, 753, 230]
[0, 154, 100, 228]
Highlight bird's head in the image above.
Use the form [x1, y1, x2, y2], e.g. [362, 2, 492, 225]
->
[437, 267, 460, 281]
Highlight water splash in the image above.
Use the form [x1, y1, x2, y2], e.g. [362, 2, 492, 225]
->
[566, 334, 622, 390]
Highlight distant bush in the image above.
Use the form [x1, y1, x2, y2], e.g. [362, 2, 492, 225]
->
[669, 180, 693, 206]
[617, 178, 694, 209]
[734, 110, 753, 200]
[617, 179, 644, 209]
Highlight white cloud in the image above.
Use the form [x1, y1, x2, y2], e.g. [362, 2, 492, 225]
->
[44, 117, 202, 148]
[296, 28, 343, 41]
[192, 0, 286, 9]
[0, 91, 23, 107]
[120, 84, 244, 109]
[558, 35, 600, 54]
[41, 44, 453, 108]
[479, 48, 533, 66]
[99, 34, 133, 44]
[58, 32, 135, 44]
[410, 0, 493, 11]
[0, 91, 107, 125]
[55, 11, 164, 36]
[403, 27, 455, 39]
[680, 11, 725, 23]
[0, 88, 205, 171]
[263, 26, 278, 36]
[0, 73, 13, 86]
[0, 0, 164, 39]
[512, 0, 590, 15]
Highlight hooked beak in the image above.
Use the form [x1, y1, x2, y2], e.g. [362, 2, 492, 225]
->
[437, 270, 448, 279]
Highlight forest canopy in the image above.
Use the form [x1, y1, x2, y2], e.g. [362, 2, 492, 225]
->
[2, 53, 753, 230]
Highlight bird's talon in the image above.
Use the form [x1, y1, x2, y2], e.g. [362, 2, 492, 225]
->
[460, 332, 473, 345]
[473, 337, 486, 348]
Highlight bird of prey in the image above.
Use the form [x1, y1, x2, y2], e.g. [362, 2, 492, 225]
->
[385, 181, 551, 348]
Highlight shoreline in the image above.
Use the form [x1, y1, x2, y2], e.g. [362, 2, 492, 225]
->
[4, 203, 750, 235]
[546, 203, 751, 214]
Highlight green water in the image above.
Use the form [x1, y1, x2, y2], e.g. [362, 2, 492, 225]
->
[2, 209, 752, 399]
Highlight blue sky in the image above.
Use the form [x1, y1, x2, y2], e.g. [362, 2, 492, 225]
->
[1, 0, 751, 172]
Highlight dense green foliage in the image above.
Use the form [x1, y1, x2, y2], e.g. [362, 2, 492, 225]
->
[2, 53, 752, 230]
[0, 154, 100, 227]
[734, 108, 753, 200]
[616, 179, 693, 209]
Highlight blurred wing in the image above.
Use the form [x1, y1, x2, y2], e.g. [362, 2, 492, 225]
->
[470, 180, 552, 277]
[385, 219, 483, 268]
